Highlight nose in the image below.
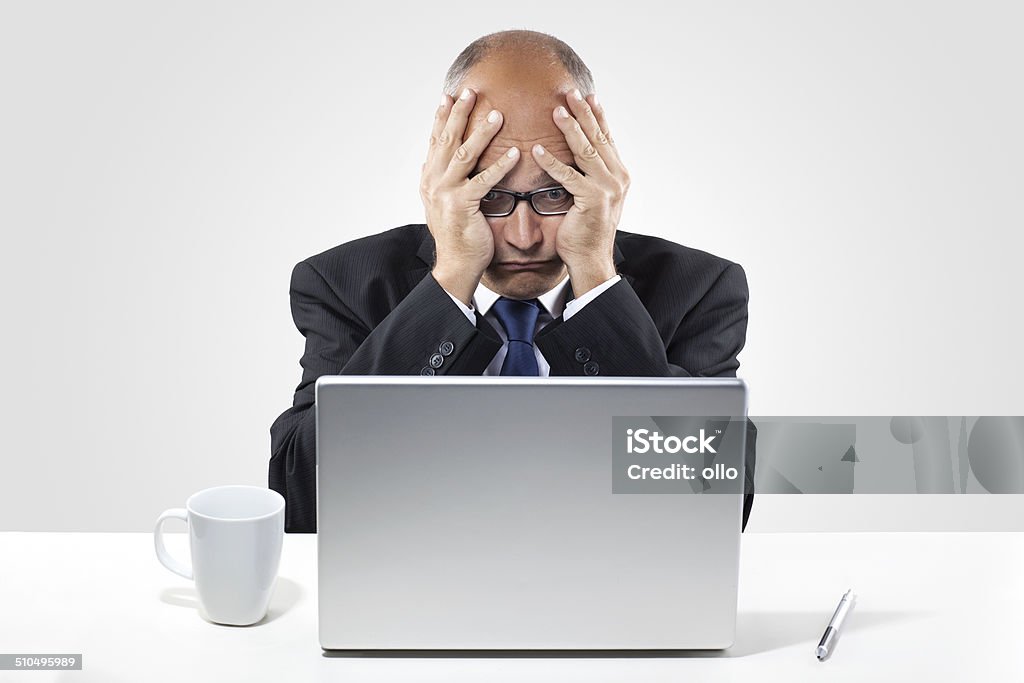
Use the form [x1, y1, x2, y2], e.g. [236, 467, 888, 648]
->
[500, 200, 544, 252]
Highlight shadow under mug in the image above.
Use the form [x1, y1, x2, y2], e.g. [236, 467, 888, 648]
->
[154, 485, 285, 626]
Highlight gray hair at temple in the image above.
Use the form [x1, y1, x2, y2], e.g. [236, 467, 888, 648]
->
[442, 30, 595, 99]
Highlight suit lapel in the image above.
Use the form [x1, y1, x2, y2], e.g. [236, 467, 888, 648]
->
[415, 227, 437, 267]
[403, 228, 434, 292]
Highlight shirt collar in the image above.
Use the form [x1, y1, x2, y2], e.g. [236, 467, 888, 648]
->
[474, 275, 572, 319]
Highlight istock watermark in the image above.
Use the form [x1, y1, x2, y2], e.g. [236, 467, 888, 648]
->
[612, 417, 747, 494]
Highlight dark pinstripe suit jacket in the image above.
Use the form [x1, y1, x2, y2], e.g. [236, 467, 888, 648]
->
[270, 224, 756, 533]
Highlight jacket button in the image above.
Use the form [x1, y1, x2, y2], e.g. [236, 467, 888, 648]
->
[429, 353, 444, 368]
[420, 366, 435, 376]
[439, 340, 455, 356]
[574, 347, 592, 363]
[583, 361, 600, 376]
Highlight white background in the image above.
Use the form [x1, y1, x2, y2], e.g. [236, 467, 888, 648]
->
[1, 1, 1021, 531]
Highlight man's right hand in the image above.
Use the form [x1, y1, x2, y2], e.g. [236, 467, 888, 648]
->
[420, 88, 521, 306]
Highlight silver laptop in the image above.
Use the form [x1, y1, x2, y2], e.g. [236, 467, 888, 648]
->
[316, 376, 747, 650]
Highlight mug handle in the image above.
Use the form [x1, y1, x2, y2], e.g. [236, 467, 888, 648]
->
[154, 508, 193, 580]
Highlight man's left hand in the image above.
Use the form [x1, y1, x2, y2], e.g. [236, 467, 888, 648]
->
[532, 89, 631, 296]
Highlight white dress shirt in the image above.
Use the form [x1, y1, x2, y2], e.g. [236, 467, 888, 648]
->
[442, 274, 621, 376]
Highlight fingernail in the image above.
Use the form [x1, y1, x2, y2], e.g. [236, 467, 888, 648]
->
[507, 147, 519, 158]
[591, 93, 600, 108]
[556, 106, 569, 119]
[487, 109, 500, 124]
[440, 93, 449, 106]
[533, 144, 545, 156]
[573, 89, 583, 101]
[460, 88, 471, 100]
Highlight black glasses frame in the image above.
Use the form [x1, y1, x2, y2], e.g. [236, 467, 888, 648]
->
[479, 186, 573, 218]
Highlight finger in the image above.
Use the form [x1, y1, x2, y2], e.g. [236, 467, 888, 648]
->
[587, 93, 616, 147]
[529, 144, 587, 196]
[586, 93, 630, 193]
[567, 89, 625, 174]
[552, 103, 611, 178]
[428, 93, 452, 150]
[463, 147, 522, 201]
[443, 108, 505, 183]
[427, 87, 477, 176]
[425, 93, 452, 167]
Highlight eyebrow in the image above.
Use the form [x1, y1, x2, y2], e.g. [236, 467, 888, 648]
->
[476, 163, 580, 191]
[494, 172, 555, 190]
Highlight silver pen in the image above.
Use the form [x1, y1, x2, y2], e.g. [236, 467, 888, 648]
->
[816, 589, 856, 660]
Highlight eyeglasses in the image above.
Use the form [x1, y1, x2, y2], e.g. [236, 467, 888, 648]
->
[479, 186, 574, 218]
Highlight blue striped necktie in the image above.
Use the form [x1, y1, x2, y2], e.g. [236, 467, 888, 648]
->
[491, 297, 541, 376]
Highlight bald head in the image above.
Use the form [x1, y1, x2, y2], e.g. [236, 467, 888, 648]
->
[449, 32, 590, 192]
[443, 30, 594, 100]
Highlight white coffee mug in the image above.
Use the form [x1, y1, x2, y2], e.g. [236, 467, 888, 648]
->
[154, 485, 285, 626]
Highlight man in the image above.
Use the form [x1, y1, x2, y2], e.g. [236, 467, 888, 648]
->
[270, 30, 755, 534]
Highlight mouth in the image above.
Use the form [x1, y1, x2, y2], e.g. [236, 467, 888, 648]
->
[498, 260, 552, 271]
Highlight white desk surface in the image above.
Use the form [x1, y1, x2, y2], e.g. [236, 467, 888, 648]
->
[1, 531, 1021, 682]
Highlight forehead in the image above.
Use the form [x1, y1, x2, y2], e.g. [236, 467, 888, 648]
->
[460, 55, 576, 190]
[461, 54, 571, 142]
